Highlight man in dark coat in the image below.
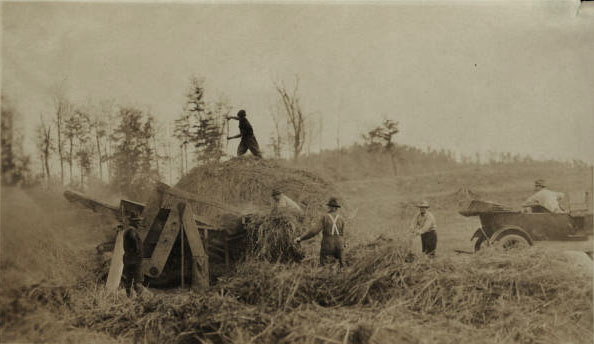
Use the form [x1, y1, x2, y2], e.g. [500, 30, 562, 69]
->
[122, 223, 144, 296]
[295, 197, 345, 269]
[226, 109, 262, 158]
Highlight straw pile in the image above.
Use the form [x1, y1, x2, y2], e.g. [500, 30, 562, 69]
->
[176, 157, 345, 265]
[176, 157, 345, 220]
[244, 213, 305, 263]
[3, 236, 592, 344]
[428, 188, 483, 210]
[218, 239, 592, 339]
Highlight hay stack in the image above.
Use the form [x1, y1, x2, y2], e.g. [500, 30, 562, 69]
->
[176, 157, 345, 220]
[244, 213, 305, 263]
[176, 158, 344, 264]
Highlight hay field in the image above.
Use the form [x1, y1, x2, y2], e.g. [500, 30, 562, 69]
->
[0, 161, 592, 344]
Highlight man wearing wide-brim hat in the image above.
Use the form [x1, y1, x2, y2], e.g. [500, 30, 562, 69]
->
[410, 200, 437, 256]
[521, 179, 565, 213]
[295, 197, 345, 269]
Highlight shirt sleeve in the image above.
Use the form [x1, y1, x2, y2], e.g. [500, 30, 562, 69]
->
[522, 192, 539, 206]
[300, 216, 324, 241]
[283, 195, 303, 213]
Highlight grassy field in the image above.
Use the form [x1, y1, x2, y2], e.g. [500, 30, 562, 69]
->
[337, 164, 593, 253]
[0, 162, 592, 343]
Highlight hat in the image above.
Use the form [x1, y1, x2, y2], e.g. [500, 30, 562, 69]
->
[327, 197, 341, 208]
[237, 109, 246, 117]
[534, 179, 546, 188]
[271, 189, 281, 196]
[416, 200, 430, 208]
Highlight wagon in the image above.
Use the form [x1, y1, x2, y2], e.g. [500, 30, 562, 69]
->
[460, 197, 593, 252]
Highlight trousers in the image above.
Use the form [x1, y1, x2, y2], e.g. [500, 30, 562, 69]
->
[238, 136, 262, 158]
[320, 236, 344, 267]
[421, 230, 437, 256]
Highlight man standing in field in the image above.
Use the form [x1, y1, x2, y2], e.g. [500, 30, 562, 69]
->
[294, 197, 345, 270]
[410, 201, 437, 256]
[271, 189, 303, 215]
[522, 179, 565, 213]
[122, 221, 144, 296]
[226, 109, 262, 158]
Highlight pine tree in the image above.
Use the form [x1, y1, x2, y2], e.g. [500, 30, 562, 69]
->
[174, 77, 225, 167]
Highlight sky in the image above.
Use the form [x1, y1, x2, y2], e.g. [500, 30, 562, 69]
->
[2, 0, 593, 163]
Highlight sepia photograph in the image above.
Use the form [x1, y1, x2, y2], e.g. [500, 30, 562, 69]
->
[1, 0, 593, 343]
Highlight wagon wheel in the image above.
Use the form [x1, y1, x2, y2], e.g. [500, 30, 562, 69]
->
[495, 233, 530, 250]
[474, 236, 487, 252]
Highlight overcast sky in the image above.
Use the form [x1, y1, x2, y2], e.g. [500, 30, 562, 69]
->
[2, 0, 593, 162]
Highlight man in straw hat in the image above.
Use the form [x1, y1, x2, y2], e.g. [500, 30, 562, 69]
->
[226, 109, 262, 158]
[522, 179, 565, 213]
[295, 197, 345, 269]
[271, 189, 303, 215]
[410, 200, 437, 256]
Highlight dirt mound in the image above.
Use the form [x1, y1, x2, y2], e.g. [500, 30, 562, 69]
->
[176, 157, 344, 218]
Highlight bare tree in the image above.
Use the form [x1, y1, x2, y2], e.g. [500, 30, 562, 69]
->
[105, 101, 118, 184]
[151, 118, 171, 179]
[274, 77, 306, 160]
[64, 109, 90, 186]
[53, 92, 71, 185]
[35, 114, 53, 184]
[89, 106, 108, 182]
[305, 112, 322, 158]
[268, 107, 284, 159]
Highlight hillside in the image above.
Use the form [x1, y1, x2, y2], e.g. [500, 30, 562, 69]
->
[290, 143, 589, 182]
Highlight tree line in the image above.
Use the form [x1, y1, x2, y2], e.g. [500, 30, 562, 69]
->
[1, 76, 318, 199]
[2, 75, 589, 197]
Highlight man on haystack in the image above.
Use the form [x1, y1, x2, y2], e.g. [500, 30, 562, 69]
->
[410, 201, 437, 257]
[226, 109, 262, 158]
[522, 179, 565, 213]
[294, 197, 345, 270]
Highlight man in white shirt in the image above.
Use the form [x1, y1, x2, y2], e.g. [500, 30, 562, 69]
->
[271, 189, 303, 215]
[410, 200, 437, 256]
[522, 179, 565, 213]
